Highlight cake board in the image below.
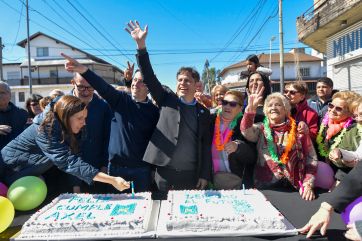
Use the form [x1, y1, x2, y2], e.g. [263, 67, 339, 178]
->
[12, 200, 160, 241]
[156, 198, 298, 238]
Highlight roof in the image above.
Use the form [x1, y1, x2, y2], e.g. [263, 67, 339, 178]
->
[3, 62, 21, 66]
[219, 52, 323, 76]
[17, 32, 122, 73]
[19, 59, 99, 67]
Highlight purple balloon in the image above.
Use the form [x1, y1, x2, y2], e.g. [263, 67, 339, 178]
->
[341, 196, 362, 225]
[0, 182, 8, 197]
[314, 161, 335, 190]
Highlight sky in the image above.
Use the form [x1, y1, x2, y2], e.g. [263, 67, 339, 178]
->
[0, 0, 313, 90]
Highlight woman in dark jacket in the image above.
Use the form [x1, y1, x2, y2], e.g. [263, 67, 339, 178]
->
[210, 90, 257, 189]
[0, 95, 129, 192]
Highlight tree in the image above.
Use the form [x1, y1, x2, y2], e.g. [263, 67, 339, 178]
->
[202, 67, 218, 94]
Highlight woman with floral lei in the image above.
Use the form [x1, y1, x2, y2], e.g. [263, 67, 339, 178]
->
[210, 90, 257, 189]
[328, 95, 362, 180]
[316, 91, 358, 171]
[240, 85, 318, 201]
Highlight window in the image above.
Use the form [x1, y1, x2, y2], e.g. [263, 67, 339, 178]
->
[19, 92, 25, 102]
[50, 70, 58, 78]
[36, 47, 49, 57]
[299, 68, 310, 77]
[7, 71, 20, 80]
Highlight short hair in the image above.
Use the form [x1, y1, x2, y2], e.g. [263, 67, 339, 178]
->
[49, 89, 64, 97]
[176, 67, 200, 82]
[224, 90, 244, 106]
[25, 94, 43, 117]
[246, 54, 260, 66]
[0, 81, 11, 93]
[211, 85, 229, 107]
[285, 81, 308, 95]
[350, 97, 362, 113]
[332, 91, 361, 114]
[317, 77, 333, 88]
[263, 92, 291, 117]
[246, 72, 271, 101]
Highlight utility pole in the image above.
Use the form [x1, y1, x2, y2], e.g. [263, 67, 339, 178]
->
[279, 0, 285, 92]
[0, 37, 4, 81]
[205, 59, 210, 94]
[26, 0, 32, 95]
[269, 36, 276, 80]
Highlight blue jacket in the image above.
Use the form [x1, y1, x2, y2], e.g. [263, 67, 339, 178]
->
[0, 109, 99, 185]
[81, 70, 159, 168]
[0, 102, 28, 150]
[307, 95, 331, 119]
[70, 91, 112, 169]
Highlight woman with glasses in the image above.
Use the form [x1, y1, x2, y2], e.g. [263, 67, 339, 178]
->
[210, 90, 256, 189]
[240, 87, 318, 201]
[25, 94, 43, 125]
[284, 82, 319, 142]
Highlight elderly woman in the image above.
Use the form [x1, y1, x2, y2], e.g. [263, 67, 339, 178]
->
[210, 90, 256, 189]
[316, 91, 358, 175]
[284, 82, 319, 142]
[240, 86, 318, 201]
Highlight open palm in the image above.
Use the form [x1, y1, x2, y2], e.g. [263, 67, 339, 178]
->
[247, 85, 264, 111]
[125, 20, 148, 44]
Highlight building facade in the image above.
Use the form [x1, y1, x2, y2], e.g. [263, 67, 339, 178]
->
[297, 0, 362, 93]
[3, 32, 124, 106]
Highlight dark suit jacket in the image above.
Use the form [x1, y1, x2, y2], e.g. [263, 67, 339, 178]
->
[136, 49, 212, 181]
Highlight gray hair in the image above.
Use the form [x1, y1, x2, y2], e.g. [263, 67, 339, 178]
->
[263, 92, 291, 117]
[0, 81, 11, 93]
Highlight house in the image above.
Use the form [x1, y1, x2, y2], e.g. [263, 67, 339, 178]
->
[3, 32, 124, 106]
[219, 48, 325, 93]
[296, 0, 362, 93]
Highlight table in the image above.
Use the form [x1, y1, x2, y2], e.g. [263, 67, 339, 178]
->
[1, 189, 347, 241]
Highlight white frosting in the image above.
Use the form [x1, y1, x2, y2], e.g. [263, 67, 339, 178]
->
[165, 189, 287, 232]
[19, 193, 153, 239]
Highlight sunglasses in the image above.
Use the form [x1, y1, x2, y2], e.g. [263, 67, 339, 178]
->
[328, 103, 344, 112]
[221, 100, 240, 107]
[284, 89, 298, 95]
[75, 83, 94, 91]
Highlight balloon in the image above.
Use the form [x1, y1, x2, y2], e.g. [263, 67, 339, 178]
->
[0, 196, 15, 233]
[341, 196, 362, 225]
[7, 176, 47, 211]
[0, 182, 8, 197]
[314, 161, 335, 190]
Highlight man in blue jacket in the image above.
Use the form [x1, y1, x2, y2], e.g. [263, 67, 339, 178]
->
[62, 53, 160, 192]
[0, 81, 28, 150]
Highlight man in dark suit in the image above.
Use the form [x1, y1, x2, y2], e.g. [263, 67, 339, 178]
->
[125, 20, 212, 193]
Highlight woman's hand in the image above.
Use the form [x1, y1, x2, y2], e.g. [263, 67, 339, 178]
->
[297, 121, 309, 137]
[246, 84, 264, 113]
[224, 141, 238, 155]
[345, 223, 362, 241]
[299, 184, 315, 201]
[298, 202, 333, 238]
[111, 177, 131, 192]
[61, 53, 88, 74]
[329, 148, 341, 162]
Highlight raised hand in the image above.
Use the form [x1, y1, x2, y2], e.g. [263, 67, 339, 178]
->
[125, 20, 148, 49]
[124, 61, 135, 81]
[61, 53, 88, 74]
[246, 84, 264, 113]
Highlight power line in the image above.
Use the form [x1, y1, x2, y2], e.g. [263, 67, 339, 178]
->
[9, 0, 24, 53]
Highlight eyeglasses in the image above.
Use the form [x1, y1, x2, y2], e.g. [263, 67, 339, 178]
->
[284, 89, 298, 95]
[74, 83, 94, 91]
[221, 100, 240, 107]
[328, 102, 344, 112]
[30, 102, 39, 106]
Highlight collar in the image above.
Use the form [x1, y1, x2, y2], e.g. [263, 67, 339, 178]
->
[179, 97, 197, 106]
[132, 95, 149, 103]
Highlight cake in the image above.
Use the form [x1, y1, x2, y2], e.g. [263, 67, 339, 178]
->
[163, 189, 289, 233]
[17, 192, 153, 240]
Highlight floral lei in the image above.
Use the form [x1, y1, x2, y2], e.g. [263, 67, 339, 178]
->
[263, 116, 297, 166]
[316, 114, 354, 157]
[214, 110, 243, 151]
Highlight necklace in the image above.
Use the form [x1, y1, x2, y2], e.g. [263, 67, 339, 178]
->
[263, 116, 297, 165]
[316, 114, 353, 157]
[214, 111, 243, 151]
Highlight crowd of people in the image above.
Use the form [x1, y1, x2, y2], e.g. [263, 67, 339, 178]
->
[0, 20, 362, 240]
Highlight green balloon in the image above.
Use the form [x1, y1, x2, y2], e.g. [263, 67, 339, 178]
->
[7, 176, 47, 211]
[0, 196, 14, 233]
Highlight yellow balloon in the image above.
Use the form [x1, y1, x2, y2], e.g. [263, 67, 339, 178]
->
[0, 196, 15, 233]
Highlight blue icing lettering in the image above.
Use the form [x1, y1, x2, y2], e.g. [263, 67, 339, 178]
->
[232, 200, 254, 214]
[45, 212, 59, 220]
[204, 191, 221, 198]
[61, 212, 75, 220]
[180, 205, 198, 215]
[110, 203, 137, 216]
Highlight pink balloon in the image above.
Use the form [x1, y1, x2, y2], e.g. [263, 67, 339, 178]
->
[314, 161, 335, 190]
[0, 182, 8, 197]
[341, 196, 362, 225]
